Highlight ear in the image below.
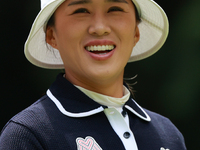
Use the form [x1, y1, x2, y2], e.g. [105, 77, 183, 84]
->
[46, 26, 57, 49]
[134, 26, 140, 46]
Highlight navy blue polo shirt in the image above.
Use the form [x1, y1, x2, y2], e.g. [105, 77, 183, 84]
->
[0, 74, 186, 150]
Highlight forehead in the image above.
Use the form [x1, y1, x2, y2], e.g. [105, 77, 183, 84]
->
[57, 0, 135, 12]
[54, 0, 135, 16]
[53, 0, 137, 22]
[66, 0, 132, 5]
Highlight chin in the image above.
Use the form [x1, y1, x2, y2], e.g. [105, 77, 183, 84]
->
[88, 68, 123, 81]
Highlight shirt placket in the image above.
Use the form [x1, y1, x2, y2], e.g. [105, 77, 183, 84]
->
[104, 108, 138, 150]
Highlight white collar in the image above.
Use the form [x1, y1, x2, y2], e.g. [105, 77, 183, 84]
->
[74, 85, 130, 108]
[47, 89, 151, 122]
[47, 74, 150, 122]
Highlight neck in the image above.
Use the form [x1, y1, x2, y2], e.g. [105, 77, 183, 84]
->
[64, 72, 124, 98]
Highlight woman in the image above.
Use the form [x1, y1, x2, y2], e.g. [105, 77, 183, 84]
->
[0, 0, 186, 149]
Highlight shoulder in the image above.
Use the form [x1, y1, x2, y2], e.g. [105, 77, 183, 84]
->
[11, 95, 51, 127]
[0, 95, 52, 149]
[0, 94, 66, 149]
[1, 94, 52, 130]
[6, 94, 62, 132]
[145, 108, 179, 129]
[145, 108, 181, 132]
[145, 108, 186, 146]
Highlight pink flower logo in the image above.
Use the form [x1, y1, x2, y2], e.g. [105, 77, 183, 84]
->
[76, 136, 102, 150]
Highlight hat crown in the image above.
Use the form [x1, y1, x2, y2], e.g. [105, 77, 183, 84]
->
[41, 0, 53, 9]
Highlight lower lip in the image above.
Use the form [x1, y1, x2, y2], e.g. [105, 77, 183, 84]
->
[85, 48, 116, 61]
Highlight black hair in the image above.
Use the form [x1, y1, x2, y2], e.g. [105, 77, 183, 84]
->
[46, 13, 55, 28]
[134, 4, 141, 23]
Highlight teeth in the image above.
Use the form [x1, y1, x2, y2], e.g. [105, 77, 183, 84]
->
[86, 45, 115, 51]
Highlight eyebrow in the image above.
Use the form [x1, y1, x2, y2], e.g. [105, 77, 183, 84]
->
[68, 0, 128, 6]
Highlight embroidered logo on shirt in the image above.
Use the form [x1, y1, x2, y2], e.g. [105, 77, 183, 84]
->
[76, 136, 102, 150]
[160, 147, 170, 150]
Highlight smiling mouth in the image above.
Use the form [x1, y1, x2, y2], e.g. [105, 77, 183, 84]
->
[85, 45, 115, 54]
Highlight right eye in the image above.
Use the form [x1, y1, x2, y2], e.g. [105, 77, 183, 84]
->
[107, 6, 124, 13]
[72, 8, 89, 14]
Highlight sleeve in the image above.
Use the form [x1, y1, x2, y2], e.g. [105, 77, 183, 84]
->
[0, 121, 44, 150]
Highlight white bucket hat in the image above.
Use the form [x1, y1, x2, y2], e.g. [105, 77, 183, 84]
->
[25, 0, 169, 69]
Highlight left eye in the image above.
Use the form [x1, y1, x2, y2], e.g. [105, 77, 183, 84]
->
[108, 6, 124, 12]
[72, 8, 89, 14]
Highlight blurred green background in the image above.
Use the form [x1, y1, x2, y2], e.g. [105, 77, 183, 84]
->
[0, 0, 199, 149]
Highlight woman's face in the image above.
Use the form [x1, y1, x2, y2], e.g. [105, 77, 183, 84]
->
[46, 0, 140, 86]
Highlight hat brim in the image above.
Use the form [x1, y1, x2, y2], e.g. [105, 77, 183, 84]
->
[25, 0, 169, 69]
[129, 0, 169, 62]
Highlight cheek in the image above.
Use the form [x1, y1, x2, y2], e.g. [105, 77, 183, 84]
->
[55, 27, 87, 66]
[118, 23, 136, 58]
[56, 18, 87, 40]
[118, 23, 136, 51]
[112, 16, 136, 39]
[55, 25, 85, 54]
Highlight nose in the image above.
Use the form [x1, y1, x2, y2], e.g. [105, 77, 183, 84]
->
[88, 13, 111, 36]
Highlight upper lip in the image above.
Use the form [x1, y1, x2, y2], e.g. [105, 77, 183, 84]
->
[84, 40, 116, 47]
